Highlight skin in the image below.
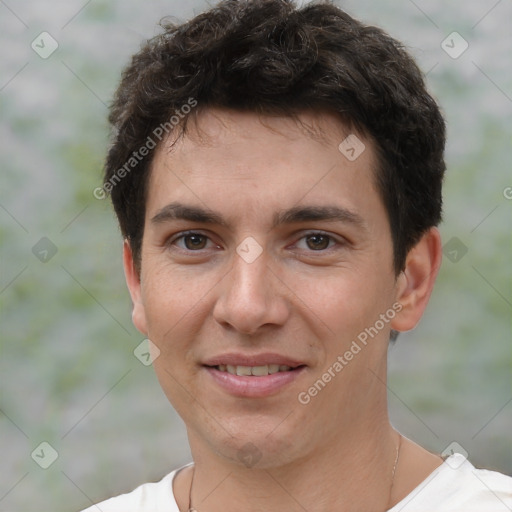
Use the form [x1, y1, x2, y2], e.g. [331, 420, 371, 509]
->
[123, 108, 444, 511]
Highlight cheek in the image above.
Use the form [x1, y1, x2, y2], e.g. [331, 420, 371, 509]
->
[143, 258, 204, 306]
[293, 268, 362, 315]
[298, 269, 394, 344]
[141, 265, 204, 341]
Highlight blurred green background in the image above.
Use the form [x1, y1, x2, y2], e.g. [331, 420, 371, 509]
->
[1, 1, 511, 511]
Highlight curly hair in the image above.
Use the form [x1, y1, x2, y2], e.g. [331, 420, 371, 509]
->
[104, 0, 446, 275]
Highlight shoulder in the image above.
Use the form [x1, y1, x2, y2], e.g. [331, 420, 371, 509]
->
[390, 454, 512, 512]
[79, 463, 191, 512]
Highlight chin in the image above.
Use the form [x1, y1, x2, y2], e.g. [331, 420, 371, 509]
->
[192, 412, 308, 470]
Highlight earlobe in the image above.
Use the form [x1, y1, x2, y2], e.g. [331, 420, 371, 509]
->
[391, 227, 442, 333]
[123, 240, 148, 336]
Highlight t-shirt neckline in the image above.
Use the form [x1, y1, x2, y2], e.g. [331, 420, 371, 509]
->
[168, 455, 464, 511]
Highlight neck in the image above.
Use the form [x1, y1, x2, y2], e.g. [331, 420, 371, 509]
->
[186, 418, 401, 512]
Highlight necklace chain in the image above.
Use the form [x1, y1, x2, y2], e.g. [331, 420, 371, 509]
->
[387, 433, 402, 508]
[187, 433, 402, 512]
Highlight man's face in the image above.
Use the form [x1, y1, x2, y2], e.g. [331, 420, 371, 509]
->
[125, 108, 404, 467]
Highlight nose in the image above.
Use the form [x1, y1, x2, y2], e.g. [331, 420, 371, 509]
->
[212, 245, 290, 335]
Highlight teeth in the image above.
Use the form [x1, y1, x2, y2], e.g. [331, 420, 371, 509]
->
[216, 364, 293, 376]
[251, 365, 269, 376]
[268, 364, 280, 374]
[236, 366, 252, 376]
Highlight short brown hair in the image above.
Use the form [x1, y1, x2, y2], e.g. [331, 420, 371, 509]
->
[104, 0, 446, 274]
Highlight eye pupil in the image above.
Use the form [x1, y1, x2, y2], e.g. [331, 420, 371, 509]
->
[185, 234, 206, 250]
[307, 234, 330, 250]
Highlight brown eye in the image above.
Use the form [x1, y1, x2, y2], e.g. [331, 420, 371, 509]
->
[305, 234, 331, 250]
[182, 234, 208, 250]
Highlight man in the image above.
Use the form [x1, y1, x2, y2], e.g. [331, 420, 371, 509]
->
[83, 0, 512, 510]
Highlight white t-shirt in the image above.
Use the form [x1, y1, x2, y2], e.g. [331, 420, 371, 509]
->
[80, 454, 512, 511]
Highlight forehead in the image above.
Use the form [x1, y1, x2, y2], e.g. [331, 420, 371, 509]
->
[160, 107, 365, 163]
[145, 108, 383, 229]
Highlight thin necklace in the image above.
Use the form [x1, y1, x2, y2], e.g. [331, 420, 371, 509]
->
[187, 434, 402, 512]
[387, 433, 402, 510]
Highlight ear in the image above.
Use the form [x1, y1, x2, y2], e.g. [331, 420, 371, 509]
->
[123, 239, 148, 336]
[391, 227, 442, 332]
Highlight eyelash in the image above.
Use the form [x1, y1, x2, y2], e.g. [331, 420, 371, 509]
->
[166, 230, 343, 254]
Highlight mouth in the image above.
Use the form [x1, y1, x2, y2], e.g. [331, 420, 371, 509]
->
[202, 355, 307, 397]
[208, 363, 305, 376]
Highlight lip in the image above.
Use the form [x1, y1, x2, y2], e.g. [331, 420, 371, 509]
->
[202, 353, 308, 398]
[202, 352, 305, 368]
[204, 365, 307, 398]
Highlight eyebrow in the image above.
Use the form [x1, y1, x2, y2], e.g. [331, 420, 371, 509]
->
[150, 201, 366, 230]
[151, 202, 228, 227]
